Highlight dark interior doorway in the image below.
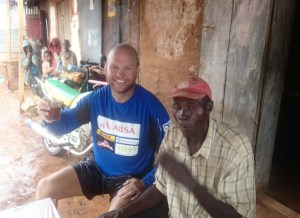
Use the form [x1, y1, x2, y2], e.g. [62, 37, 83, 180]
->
[267, 1, 300, 213]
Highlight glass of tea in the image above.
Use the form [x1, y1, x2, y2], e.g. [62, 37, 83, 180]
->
[48, 99, 63, 121]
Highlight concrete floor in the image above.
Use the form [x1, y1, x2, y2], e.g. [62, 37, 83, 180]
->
[0, 79, 298, 218]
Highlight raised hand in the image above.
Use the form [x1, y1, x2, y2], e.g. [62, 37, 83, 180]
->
[155, 152, 197, 190]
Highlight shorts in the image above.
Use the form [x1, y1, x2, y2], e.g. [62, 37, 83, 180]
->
[73, 156, 169, 217]
[73, 156, 140, 200]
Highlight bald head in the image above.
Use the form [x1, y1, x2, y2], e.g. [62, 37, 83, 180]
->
[107, 44, 139, 67]
[105, 44, 140, 102]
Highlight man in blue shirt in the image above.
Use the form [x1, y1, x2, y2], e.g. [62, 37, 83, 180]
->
[36, 44, 171, 212]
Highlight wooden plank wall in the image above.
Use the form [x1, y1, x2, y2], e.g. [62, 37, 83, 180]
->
[102, 0, 140, 57]
[200, 0, 297, 188]
[255, 0, 297, 188]
[102, 0, 120, 55]
[199, 0, 232, 121]
[224, 0, 270, 144]
[200, 0, 270, 144]
[119, 0, 140, 53]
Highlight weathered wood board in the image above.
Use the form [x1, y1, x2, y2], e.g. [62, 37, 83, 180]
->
[200, 0, 233, 121]
[255, 0, 297, 188]
[102, 0, 140, 56]
[201, 0, 270, 144]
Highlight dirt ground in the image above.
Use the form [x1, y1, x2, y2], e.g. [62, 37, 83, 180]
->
[0, 80, 109, 217]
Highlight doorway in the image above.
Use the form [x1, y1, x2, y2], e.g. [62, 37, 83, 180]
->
[267, 1, 300, 213]
[25, 6, 48, 43]
[57, 0, 71, 43]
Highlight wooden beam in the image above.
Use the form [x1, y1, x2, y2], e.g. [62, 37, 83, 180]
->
[255, 0, 298, 189]
[6, 0, 12, 91]
[257, 192, 300, 218]
[18, 0, 25, 111]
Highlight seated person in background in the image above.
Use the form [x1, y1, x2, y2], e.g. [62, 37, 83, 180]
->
[42, 50, 58, 79]
[36, 44, 171, 215]
[100, 76, 256, 218]
[60, 39, 78, 80]
[61, 39, 78, 68]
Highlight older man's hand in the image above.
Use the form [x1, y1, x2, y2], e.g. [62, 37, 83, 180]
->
[155, 152, 198, 190]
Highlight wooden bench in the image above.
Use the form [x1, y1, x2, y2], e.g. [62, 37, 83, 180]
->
[257, 192, 300, 218]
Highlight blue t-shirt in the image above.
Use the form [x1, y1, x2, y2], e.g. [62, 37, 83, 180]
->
[47, 84, 171, 187]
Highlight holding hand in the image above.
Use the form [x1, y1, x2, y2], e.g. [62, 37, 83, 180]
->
[117, 178, 146, 201]
[37, 98, 53, 123]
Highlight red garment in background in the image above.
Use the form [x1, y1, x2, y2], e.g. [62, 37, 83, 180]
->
[49, 38, 62, 73]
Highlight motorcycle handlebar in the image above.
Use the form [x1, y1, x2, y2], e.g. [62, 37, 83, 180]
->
[79, 59, 99, 67]
[80, 55, 107, 68]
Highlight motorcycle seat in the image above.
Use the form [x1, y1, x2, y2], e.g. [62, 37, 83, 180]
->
[45, 79, 81, 107]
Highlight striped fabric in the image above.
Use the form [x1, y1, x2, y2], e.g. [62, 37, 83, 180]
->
[156, 118, 256, 218]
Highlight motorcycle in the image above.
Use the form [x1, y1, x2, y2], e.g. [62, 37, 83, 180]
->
[25, 60, 108, 157]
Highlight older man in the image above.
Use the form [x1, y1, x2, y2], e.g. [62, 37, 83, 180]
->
[100, 76, 256, 218]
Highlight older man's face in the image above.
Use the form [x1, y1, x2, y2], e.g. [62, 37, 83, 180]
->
[172, 97, 212, 138]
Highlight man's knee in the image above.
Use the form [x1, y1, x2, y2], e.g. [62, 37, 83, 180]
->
[35, 176, 53, 200]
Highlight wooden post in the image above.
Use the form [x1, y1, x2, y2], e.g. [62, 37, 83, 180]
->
[6, 0, 12, 91]
[18, 0, 24, 110]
